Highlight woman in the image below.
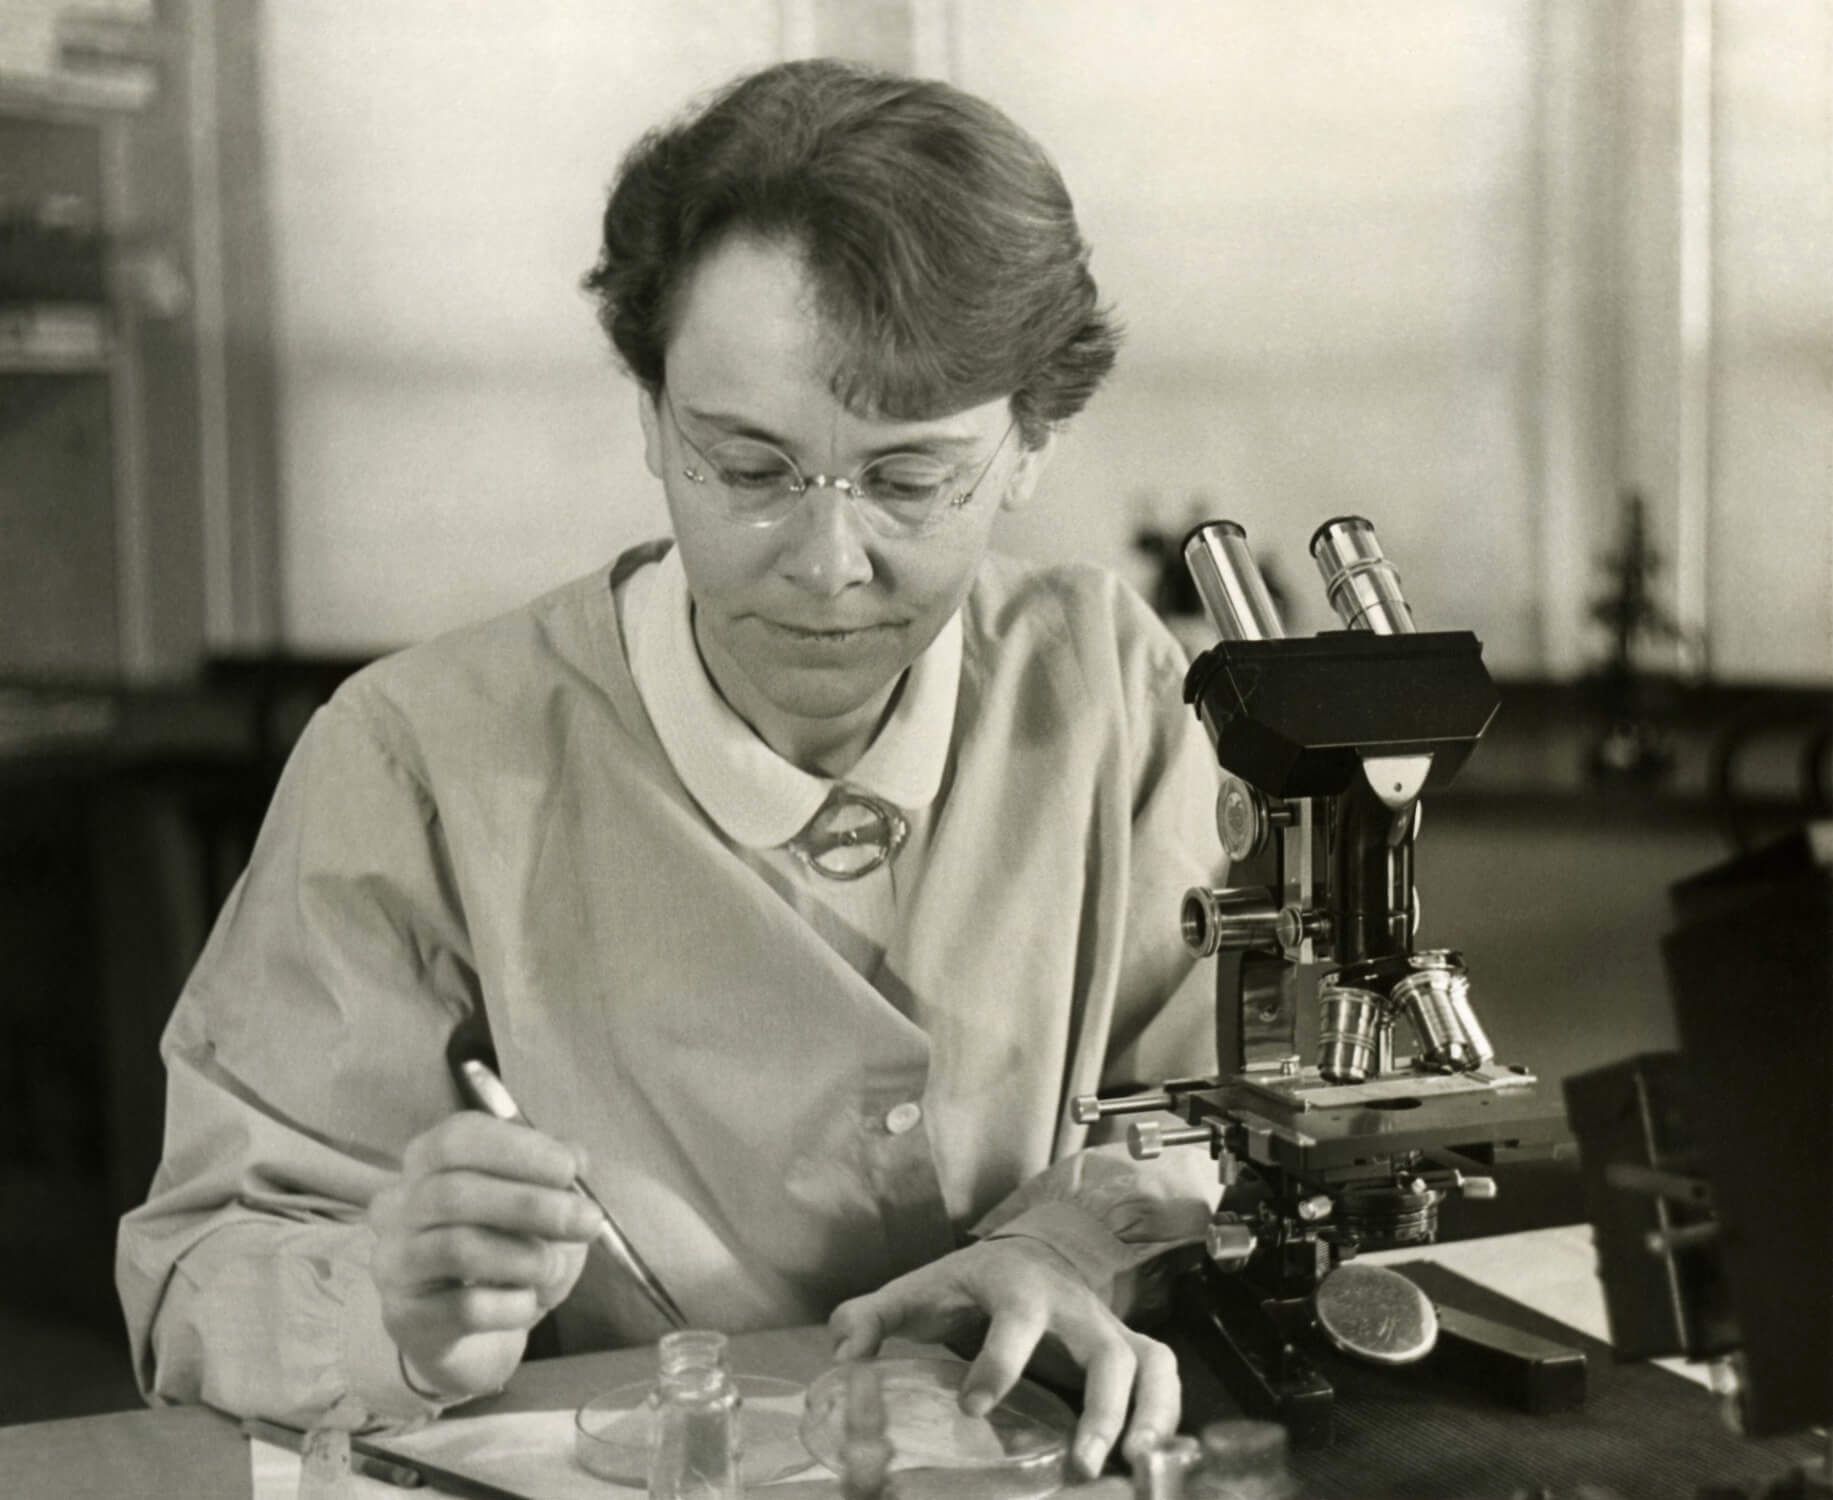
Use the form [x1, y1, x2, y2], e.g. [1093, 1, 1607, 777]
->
[118, 58, 1223, 1480]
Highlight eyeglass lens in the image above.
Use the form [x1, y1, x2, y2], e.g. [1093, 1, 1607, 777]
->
[702, 440, 957, 528]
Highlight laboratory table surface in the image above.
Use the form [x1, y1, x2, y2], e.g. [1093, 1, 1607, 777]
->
[3, 1226, 1822, 1500]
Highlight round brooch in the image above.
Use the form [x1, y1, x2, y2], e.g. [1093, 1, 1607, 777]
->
[786, 787, 910, 880]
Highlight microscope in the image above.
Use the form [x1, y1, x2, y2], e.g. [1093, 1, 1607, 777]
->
[1075, 517, 1576, 1444]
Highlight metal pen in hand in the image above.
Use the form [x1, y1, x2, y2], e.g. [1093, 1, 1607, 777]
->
[454, 1057, 688, 1331]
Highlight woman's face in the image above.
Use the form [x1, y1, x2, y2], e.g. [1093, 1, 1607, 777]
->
[638, 234, 1046, 774]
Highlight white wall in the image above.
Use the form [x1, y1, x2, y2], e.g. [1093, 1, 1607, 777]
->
[263, 0, 778, 648]
[1707, 0, 1833, 680]
[261, 1, 1832, 682]
[1611, 0, 1833, 684]
[971, 1, 1551, 661]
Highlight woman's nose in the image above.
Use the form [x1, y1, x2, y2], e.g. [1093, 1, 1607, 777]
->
[775, 485, 875, 595]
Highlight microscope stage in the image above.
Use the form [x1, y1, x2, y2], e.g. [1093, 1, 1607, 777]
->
[1196, 1069, 1570, 1174]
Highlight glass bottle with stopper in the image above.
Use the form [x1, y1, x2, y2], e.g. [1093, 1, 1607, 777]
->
[648, 1330, 743, 1500]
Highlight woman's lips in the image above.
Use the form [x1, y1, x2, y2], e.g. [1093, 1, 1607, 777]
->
[761, 618, 903, 644]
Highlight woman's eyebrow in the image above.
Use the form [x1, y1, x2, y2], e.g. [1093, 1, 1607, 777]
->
[679, 405, 786, 445]
[680, 403, 983, 458]
[868, 432, 982, 459]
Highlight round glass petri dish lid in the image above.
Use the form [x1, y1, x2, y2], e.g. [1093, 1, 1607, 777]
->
[574, 1374, 814, 1487]
[800, 1358, 1074, 1499]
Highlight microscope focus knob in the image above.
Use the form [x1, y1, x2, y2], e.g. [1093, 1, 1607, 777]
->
[1069, 1090, 1182, 1126]
[1205, 1217, 1256, 1271]
[1276, 905, 1332, 953]
[1216, 778, 1288, 862]
[1129, 1121, 1167, 1158]
[1126, 1120, 1215, 1160]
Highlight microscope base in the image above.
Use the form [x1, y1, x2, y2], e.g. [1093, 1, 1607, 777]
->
[1174, 1258, 1590, 1448]
[1432, 1302, 1587, 1413]
[1173, 1260, 1335, 1447]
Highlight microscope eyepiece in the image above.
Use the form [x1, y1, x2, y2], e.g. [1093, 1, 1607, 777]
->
[1310, 515, 1416, 635]
[1182, 520, 1285, 642]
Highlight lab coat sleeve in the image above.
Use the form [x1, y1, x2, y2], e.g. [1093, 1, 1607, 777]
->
[115, 691, 480, 1428]
[972, 601, 1224, 1314]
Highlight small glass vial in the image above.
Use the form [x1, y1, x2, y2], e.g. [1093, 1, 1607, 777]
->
[296, 1395, 367, 1500]
[296, 1427, 357, 1500]
[1128, 1430, 1204, 1498]
[1188, 1419, 1300, 1500]
[648, 1330, 743, 1500]
[837, 1362, 894, 1500]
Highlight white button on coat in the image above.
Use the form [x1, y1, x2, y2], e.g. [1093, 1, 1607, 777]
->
[884, 1101, 923, 1135]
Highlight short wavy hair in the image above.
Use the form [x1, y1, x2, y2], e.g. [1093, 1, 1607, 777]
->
[583, 58, 1119, 448]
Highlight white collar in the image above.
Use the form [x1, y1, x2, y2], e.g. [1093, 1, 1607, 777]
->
[624, 545, 960, 849]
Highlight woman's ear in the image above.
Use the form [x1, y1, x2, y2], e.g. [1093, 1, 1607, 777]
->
[637, 388, 664, 480]
[999, 429, 1057, 514]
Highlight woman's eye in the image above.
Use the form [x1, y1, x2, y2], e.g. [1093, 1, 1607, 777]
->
[722, 468, 784, 488]
[866, 465, 948, 502]
[712, 453, 793, 489]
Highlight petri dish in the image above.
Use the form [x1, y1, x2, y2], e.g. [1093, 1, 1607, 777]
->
[574, 1374, 814, 1487]
[800, 1358, 1073, 1498]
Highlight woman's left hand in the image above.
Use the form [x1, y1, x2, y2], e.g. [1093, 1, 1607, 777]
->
[826, 1238, 1179, 1481]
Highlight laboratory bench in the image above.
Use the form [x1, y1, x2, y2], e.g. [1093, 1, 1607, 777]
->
[3, 1226, 1822, 1499]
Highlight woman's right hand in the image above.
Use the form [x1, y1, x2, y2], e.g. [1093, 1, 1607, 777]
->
[367, 1111, 605, 1401]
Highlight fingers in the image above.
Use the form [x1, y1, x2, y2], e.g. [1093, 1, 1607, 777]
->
[392, 1222, 571, 1292]
[896, 1242, 1183, 1482]
[827, 1298, 889, 1362]
[401, 1111, 584, 1188]
[1072, 1339, 1137, 1478]
[400, 1283, 542, 1338]
[410, 1168, 604, 1243]
[374, 1114, 603, 1276]
[959, 1307, 1178, 1480]
[1074, 1330, 1178, 1479]
[1120, 1336, 1181, 1458]
[369, 1111, 605, 1385]
[960, 1295, 1049, 1416]
[829, 1270, 980, 1362]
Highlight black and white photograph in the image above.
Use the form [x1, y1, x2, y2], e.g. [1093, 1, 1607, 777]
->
[1, 4, 1828, 1497]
